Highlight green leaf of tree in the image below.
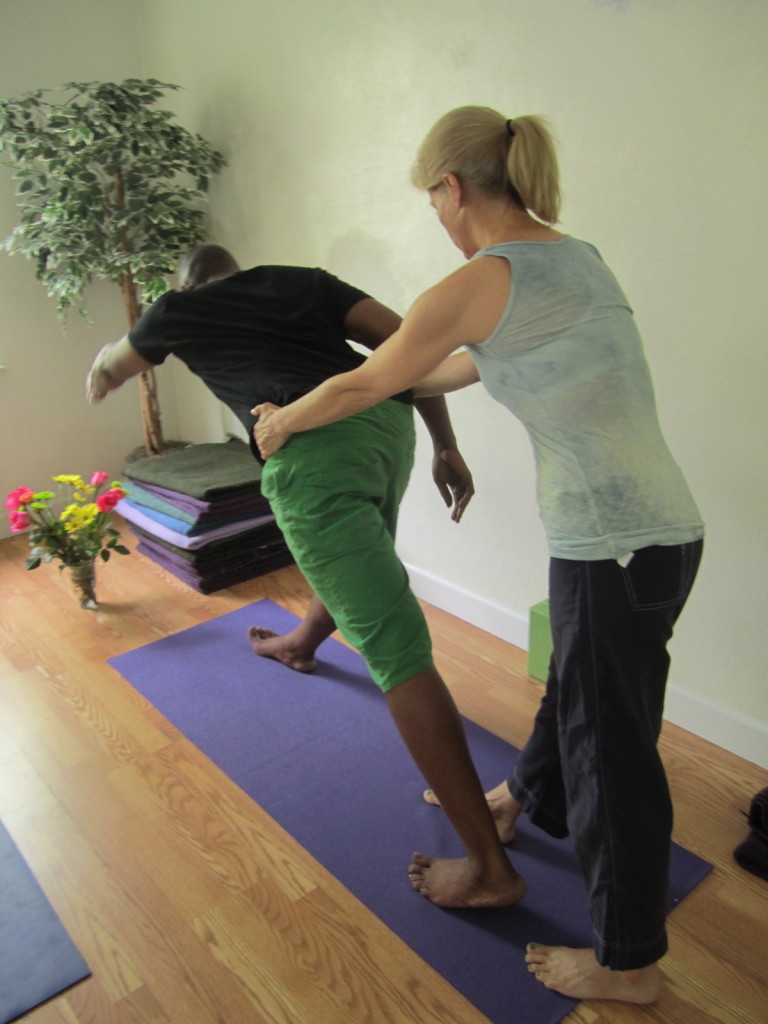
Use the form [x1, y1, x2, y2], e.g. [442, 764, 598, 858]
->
[0, 77, 227, 454]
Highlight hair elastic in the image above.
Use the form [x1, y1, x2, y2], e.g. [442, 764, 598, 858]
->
[506, 119, 516, 138]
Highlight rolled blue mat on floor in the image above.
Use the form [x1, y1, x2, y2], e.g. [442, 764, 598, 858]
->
[109, 600, 712, 1024]
[0, 821, 90, 1024]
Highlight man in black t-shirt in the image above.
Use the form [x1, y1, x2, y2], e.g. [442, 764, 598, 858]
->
[128, 250, 414, 465]
[86, 244, 524, 911]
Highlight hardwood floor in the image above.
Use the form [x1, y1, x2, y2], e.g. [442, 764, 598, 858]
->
[1, 524, 766, 1024]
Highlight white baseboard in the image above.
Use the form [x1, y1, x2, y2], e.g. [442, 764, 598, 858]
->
[407, 564, 530, 650]
[663, 687, 768, 770]
[406, 563, 768, 771]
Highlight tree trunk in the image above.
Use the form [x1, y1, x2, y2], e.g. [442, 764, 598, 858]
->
[119, 267, 165, 457]
[114, 166, 164, 457]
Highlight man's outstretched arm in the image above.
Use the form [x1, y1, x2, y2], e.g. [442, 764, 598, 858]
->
[86, 336, 155, 403]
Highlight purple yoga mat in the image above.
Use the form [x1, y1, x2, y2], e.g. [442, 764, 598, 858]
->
[0, 821, 90, 1023]
[109, 600, 712, 1024]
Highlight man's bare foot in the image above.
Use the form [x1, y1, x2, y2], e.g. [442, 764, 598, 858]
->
[524, 944, 662, 1003]
[423, 781, 521, 844]
[407, 851, 527, 909]
[247, 627, 318, 673]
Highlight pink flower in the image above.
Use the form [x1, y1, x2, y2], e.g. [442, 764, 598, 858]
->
[96, 487, 126, 513]
[9, 509, 30, 531]
[5, 486, 35, 511]
[90, 471, 109, 487]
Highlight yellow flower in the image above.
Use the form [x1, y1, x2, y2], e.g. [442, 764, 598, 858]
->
[62, 503, 99, 533]
[53, 474, 86, 489]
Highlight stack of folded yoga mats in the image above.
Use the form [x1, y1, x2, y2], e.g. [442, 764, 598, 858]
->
[118, 439, 294, 592]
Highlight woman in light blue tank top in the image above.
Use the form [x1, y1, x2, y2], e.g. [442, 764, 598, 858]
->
[253, 105, 703, 1004]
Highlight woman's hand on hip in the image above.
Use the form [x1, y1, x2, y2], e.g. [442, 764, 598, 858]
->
[252, 402, 291, 458]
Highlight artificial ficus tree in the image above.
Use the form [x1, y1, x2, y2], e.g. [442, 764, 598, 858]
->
[0, 78, 226, 455]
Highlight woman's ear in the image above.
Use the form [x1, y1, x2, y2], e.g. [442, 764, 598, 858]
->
[441, 172, 464, 208]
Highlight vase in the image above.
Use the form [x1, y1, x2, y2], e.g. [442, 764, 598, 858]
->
[68, 559, 98, 609]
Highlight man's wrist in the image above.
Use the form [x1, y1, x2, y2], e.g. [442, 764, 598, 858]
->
[91, 359, 118, 389]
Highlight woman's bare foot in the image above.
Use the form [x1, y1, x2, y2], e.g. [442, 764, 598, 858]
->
[407, 851, 527, 908]
[247, 627, 318, 673]
[423, 781, 521, 844]
[524, 944, 662, 1003]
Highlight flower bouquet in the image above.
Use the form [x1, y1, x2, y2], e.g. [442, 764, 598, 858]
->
[6, 471, 130, 607]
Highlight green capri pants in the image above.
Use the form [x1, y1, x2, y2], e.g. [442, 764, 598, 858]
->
[259, 400, 434, 692]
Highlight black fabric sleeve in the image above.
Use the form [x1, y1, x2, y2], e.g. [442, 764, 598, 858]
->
[316, 269, 370, 322]
[127, 293, 173, 365]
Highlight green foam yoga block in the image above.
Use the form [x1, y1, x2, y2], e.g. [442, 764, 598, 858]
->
[527, 600, 552, 682]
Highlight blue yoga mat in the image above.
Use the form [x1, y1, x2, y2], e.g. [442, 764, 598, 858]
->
[109, 600, 712, 1024]
[0, 821, 90, 1023]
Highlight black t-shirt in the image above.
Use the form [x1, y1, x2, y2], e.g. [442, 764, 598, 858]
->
[129, 265, 410, 454]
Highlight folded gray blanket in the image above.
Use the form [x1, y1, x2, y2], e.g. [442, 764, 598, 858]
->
[733, 787, 768, 882]
[124, 439, 262, 499]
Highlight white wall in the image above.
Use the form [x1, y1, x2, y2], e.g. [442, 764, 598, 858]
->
[3, 0, 766, 767]
[0, 0, 182, 512]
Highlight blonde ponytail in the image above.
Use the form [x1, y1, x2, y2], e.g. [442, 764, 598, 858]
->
[411, 106, 561, 224]
[505, 115, 561, 224]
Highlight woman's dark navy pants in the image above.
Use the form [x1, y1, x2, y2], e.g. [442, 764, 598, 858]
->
[509, 540, 703, 970]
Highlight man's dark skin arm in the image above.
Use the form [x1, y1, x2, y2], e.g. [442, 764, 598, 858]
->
[343, 297, 474, 523]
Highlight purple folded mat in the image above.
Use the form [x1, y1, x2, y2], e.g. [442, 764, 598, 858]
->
[119, 500, 276, 549]
[136, 540, 294, 592]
